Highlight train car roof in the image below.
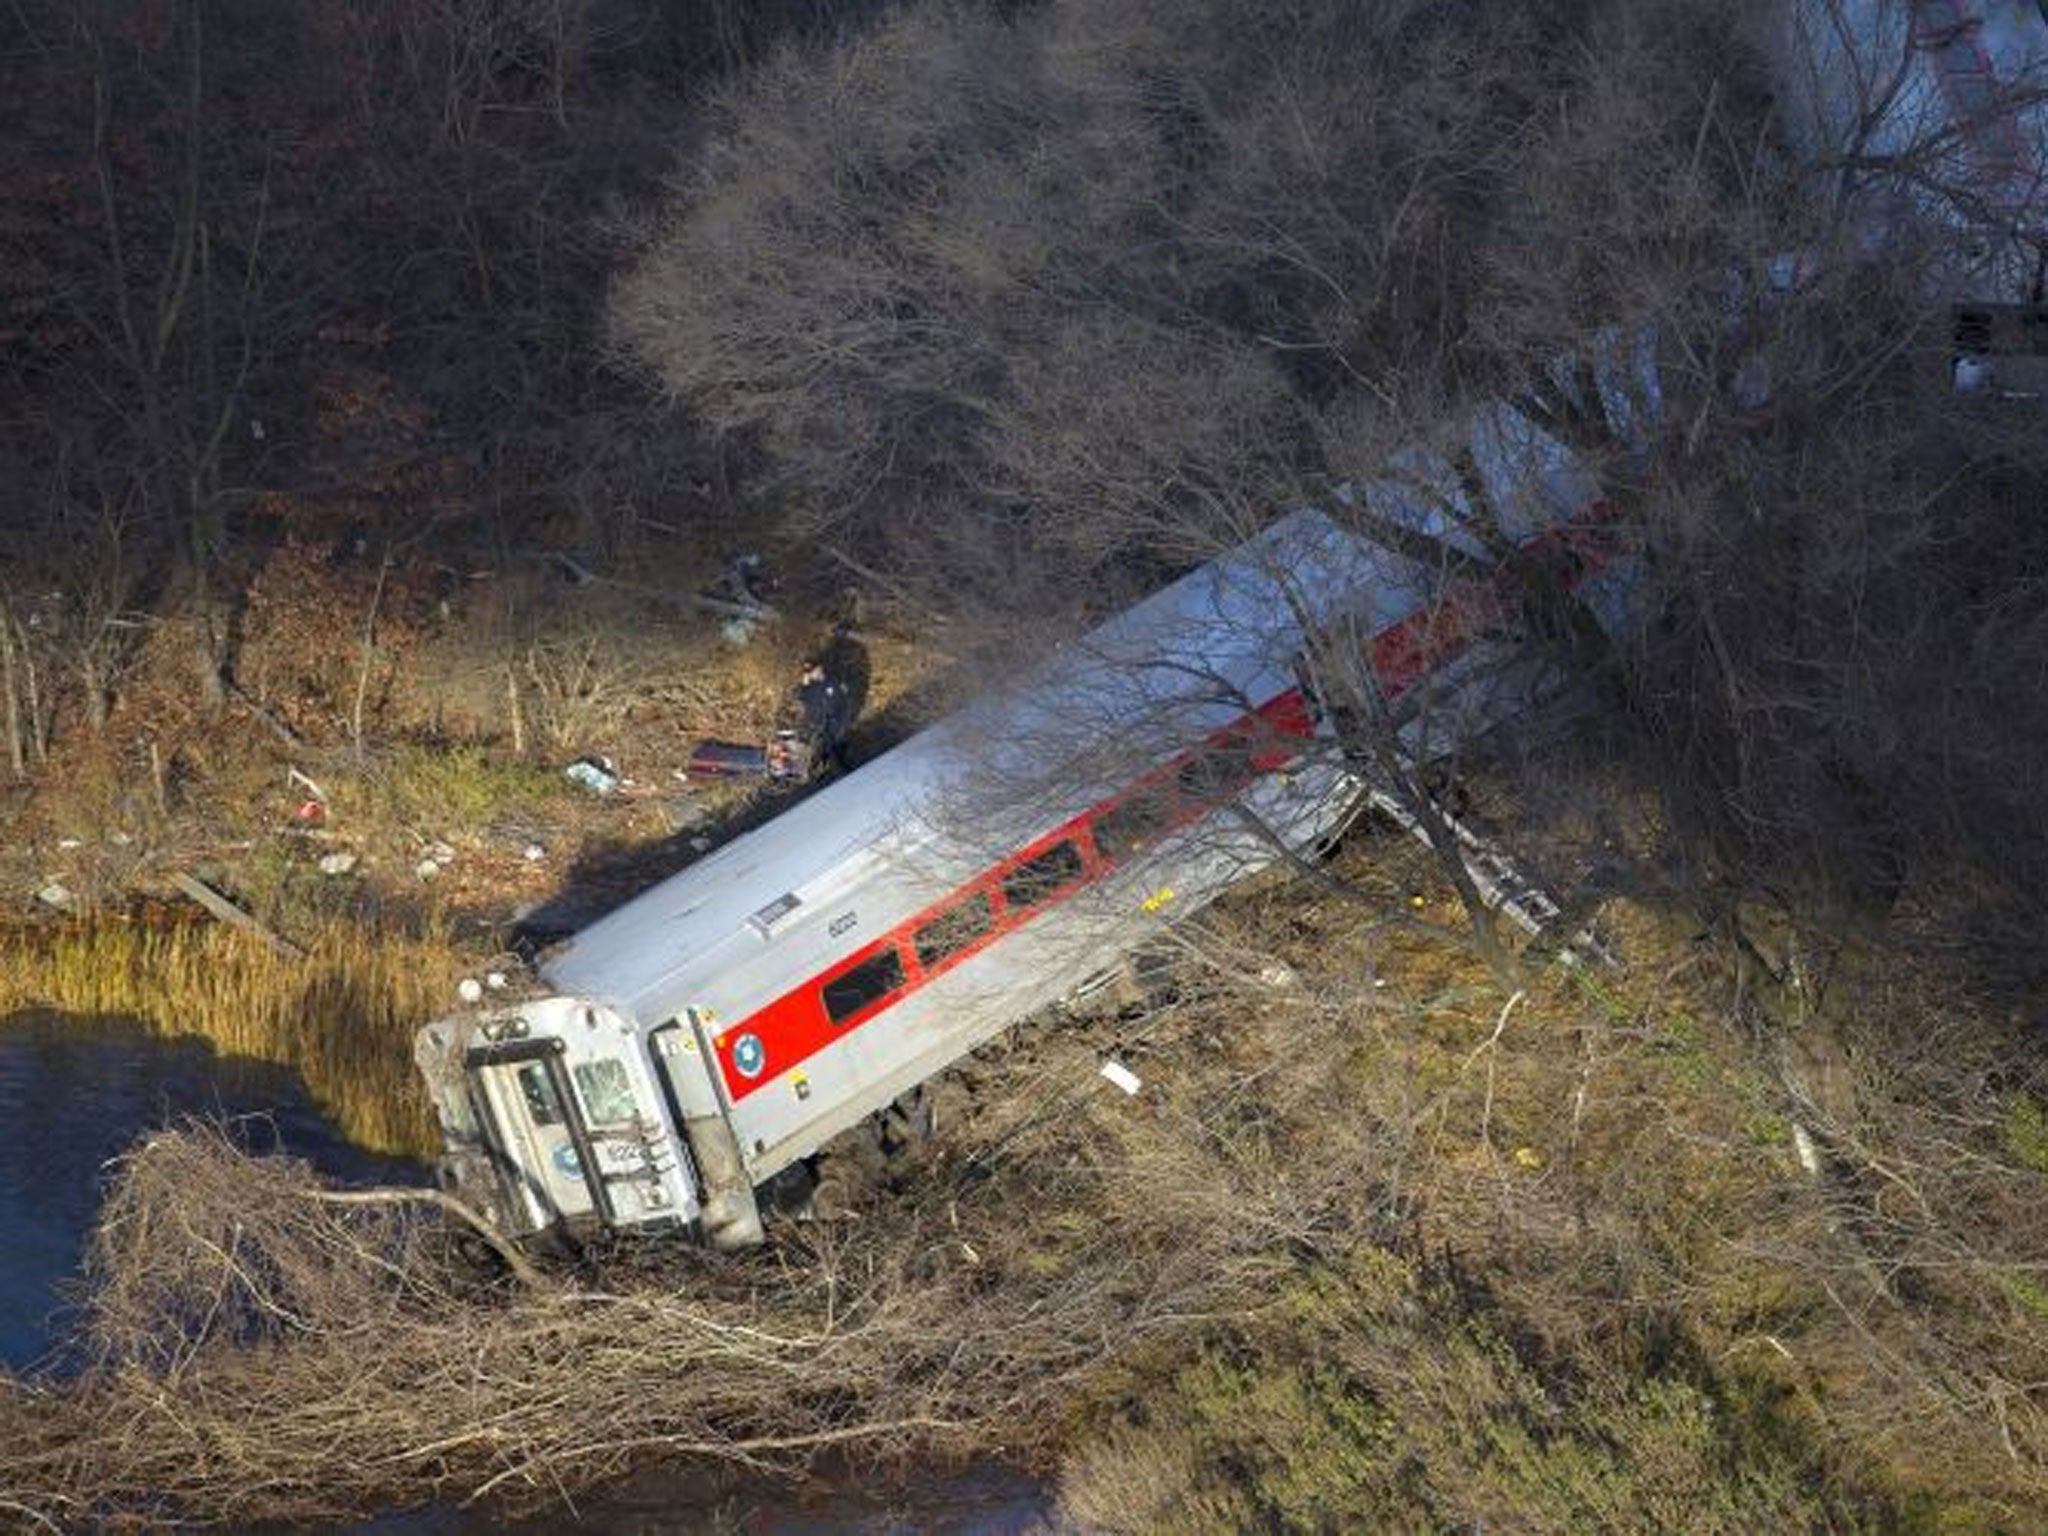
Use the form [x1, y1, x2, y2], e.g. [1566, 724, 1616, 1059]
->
[540, 506, 1399, 1027]
[1777, 0, 2048, 300]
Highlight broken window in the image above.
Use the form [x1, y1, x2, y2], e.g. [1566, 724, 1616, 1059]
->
[573, 1058, 638, 1127]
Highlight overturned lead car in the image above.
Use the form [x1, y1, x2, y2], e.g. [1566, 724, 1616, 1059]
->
[415, 391, 1636, 1249]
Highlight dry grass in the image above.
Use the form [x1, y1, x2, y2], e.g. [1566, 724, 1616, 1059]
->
[0, 905, 1797, 1523]
[0, 914, 457, 1157]
[0, 883, 2043, 1528]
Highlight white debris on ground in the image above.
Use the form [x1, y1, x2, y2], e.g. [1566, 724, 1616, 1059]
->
[1099, 1059, 1142, 1097]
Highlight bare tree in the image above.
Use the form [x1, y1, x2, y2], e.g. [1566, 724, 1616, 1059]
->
[69, 1, 275, 709]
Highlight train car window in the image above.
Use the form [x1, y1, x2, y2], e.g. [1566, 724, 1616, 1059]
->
[516, 1063, 563, 1127]
[1002, 839, 1084, 911]
[573, 1058, 638, 1126]
[1093, 786, 1173, 863]
[914, 891, 994, 970]
[823, 947, 906, 1025]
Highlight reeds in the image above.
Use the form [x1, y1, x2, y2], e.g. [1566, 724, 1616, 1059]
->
[0, 914, 458, 1156]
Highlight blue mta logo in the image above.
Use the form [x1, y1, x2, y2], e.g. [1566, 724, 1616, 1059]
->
[732, 1032, 767, 1078]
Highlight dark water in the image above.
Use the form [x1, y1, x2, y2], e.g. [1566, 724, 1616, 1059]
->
[0, 1009, 424, 1372]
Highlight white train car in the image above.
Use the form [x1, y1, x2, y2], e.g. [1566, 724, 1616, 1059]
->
[1778, 0, 2048, 289]
[413, 395, 1635, 1247]
[1777, 0, 2048, 391]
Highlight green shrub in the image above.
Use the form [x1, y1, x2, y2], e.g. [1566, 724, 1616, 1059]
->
[2005, 1096, 2048, 1178]
[344, 745, 569, 837]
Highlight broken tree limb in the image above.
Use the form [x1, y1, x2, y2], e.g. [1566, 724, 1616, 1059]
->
[172, 872, 307, 959]
[535, 550, 779, 621]
[226, 679, 305, 749]
[300, 1185, 546, 1289]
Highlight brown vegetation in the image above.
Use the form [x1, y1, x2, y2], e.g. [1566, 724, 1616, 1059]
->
[0, 914, 456, 1155]
[8, 870, 2046, 1526]
[5, 0, 2048, 1528]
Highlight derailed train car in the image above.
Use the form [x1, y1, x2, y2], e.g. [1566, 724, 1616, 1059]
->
[414, 393, 1641, 1248]
[414, 0, 2048, 1247]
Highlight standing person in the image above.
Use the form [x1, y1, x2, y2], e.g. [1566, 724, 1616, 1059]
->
[794, 660, 852, 776]
[819, 621, 870, 725]
[793, 622, 870, 777]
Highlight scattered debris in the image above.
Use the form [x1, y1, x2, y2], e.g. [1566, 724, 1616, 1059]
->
[769, 729, 810, 780]
[55, 837, 81, 851]
[294, 799, 327, 824]
[662, 798, 708, 834]
[415, 858, 442, 881]
[541, 550, 599, 586]
[700, 552, 778, 642]
[456, 977, 484, 1004]
[1792, 1123, 1821, 1176]
[36, 880, 75, 911]
[425, 840, 455, 864]
[684, 731, 810, 783]
[726, 552, 770, 603]
[1099, 1059, 1143, 1097]
[523, 843, 546, 862]
[564, 756, 620, 794]
[685, 740, 769, 780]
[1258, 962, 1297, 989]
[317, 851, 359, 877]
[706, 551, 772, 610]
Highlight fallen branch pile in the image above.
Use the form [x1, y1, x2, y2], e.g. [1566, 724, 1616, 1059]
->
[0, 961, 1392, 1528]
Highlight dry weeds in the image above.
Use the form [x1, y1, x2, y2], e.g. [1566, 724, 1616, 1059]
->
[2, 889, 2044, 1528]
[0, 915, 458, 1157]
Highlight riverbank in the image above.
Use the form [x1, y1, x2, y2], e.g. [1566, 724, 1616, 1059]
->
[0, 914, 457, 1158]
[0, 1011, 426, 1374]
